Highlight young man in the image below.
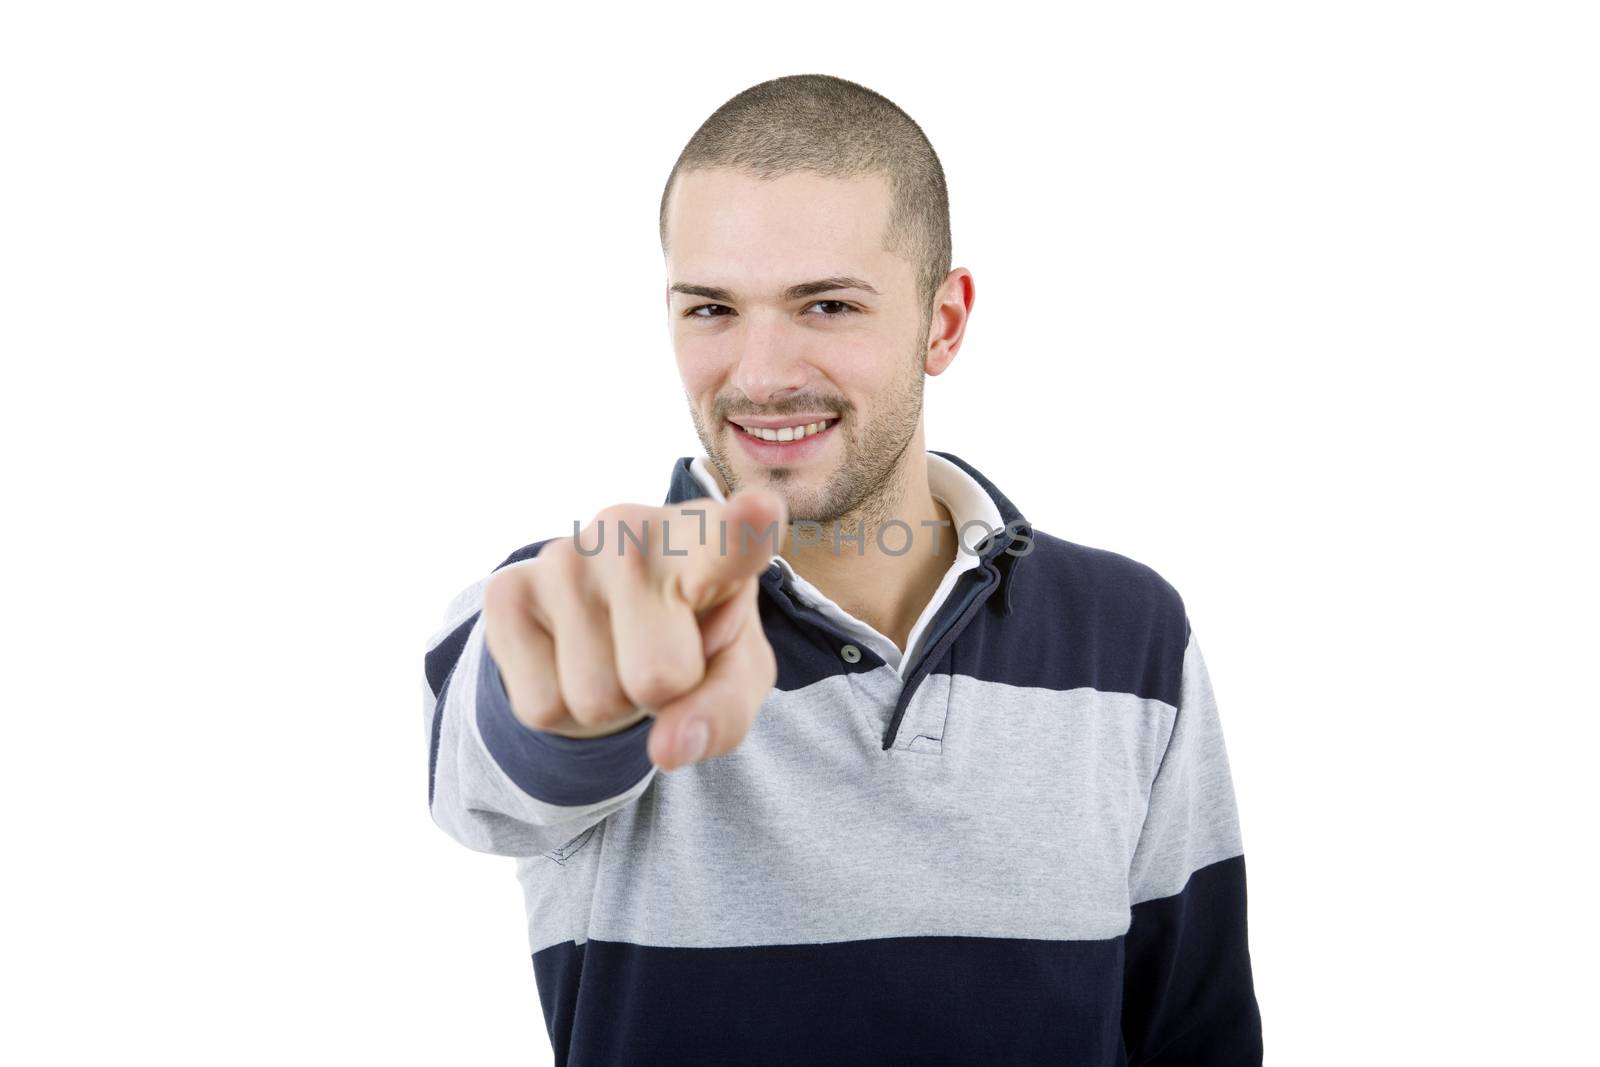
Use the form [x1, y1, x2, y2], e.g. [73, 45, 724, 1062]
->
[423, 74, 1262, 1065]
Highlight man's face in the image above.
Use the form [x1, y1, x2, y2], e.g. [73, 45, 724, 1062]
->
[665, 168, 929, 525]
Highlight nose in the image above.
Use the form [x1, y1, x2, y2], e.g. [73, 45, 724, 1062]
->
[728, 321, 810, 407]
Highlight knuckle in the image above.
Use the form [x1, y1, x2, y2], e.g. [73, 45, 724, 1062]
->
[482, 567, 528, 620]
[531, 542, 593, 603]
[617, 655, 699, 709]
[537, 538, 581, 576]
[563, 672, 631, 724]
[509, 689, 562, 731]
[589, 502, 626, 526]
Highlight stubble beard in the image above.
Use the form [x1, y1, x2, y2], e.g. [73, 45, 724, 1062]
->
[688, 343, 927, 535]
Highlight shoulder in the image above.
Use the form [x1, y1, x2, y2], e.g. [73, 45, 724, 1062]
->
[1018, 528, 1189, 636]
[1006, 528, 1192, 706]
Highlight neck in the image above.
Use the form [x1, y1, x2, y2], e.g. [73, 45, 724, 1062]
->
[784, 437, 957, 654]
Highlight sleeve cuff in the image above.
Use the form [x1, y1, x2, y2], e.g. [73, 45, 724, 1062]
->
[474, 635, 656, 806]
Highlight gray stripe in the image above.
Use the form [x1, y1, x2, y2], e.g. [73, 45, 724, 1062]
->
[515, 671, 1236, 953]
[1128, 631, 1245, 906]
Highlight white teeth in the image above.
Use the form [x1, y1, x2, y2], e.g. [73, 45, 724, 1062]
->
[738, 419, 833, 442]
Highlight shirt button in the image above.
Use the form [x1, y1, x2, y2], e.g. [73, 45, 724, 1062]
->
[840, 644, 862, 664]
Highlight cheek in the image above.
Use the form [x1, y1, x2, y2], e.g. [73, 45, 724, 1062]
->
[817, 344, 905, 403]
[808, 335, 882, 390]
[674, 341, 728, 396]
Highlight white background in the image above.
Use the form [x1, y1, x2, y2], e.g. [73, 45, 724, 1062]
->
[3, 2, 1595, 1063]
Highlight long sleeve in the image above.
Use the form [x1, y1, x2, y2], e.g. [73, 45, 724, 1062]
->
[422, 545, 659, 858]
[1121, 624, 1263, 1065]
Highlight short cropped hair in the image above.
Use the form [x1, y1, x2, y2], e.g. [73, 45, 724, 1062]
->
[660, 73, 952, 325]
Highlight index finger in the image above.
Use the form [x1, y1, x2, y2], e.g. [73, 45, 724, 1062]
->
[662, 489, 788, 615]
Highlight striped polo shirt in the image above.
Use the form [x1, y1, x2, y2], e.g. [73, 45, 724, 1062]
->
[422, 451, 1263, 1066]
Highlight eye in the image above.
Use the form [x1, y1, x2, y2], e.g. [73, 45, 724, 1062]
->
[684, 300, 858, 319]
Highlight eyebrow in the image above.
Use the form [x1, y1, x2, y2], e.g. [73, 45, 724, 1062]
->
[669, 276, 882, 302]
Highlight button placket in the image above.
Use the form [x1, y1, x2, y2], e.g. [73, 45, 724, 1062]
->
[893, 671, 953, 755]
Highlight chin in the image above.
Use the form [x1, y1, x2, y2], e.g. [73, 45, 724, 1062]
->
[743, 464, 814, 494]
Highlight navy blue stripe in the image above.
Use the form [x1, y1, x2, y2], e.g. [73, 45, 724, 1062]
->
[533, 934, 1126, 1066]
[657, 455, 1193, 708]
[752, 530, 1189, 708]
[424, 614, 477, 698]
[1122, 854, 1262, 1066]
[948, 530, 1191, 707]
[475, 638, 656, 806]
[533, 940, 586, 1067]
[426, 611, 479, 810]
[663, 456, 711, 508]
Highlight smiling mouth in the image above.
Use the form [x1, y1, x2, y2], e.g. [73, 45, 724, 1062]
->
[728, 417, 837, 443]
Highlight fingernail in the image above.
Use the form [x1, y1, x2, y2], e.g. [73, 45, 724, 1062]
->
[679, 719, 709, 766]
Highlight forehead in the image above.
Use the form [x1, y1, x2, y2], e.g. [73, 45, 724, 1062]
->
[665, 168, 899, 290]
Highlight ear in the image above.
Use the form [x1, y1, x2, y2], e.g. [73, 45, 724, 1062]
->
[922, 268, 975, 377]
